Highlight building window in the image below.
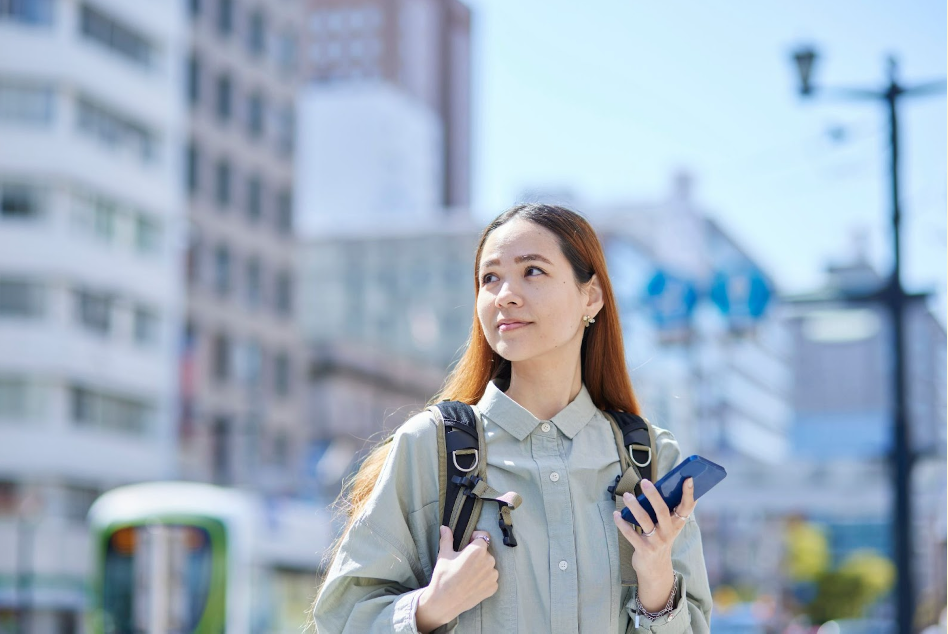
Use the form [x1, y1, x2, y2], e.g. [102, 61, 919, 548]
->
[187, 53, 201, 106]
[0, 279, 43, 317]
[275, 270, 292, 316]
[247, 9, 265, 56]
[247, 91, 264, 139]
[70, 385, 151, 434]
[133, 307, 158, 346]
[1, 183, 43, 220]
[246, 174, 262, 222]
[216, 0, 233, 37]
[275, 188, 292, 235]
[186, 234, 201, 286]
[275, 104, 294, 157]
[211, 416, 231, 484]
[211, 333, 231, 382]
[135, 215, 161, 254]
[75, 290, 111, 335]
[274, 31, 297, 74]
[76, 97, 154, 163]
[273, 351, 290, 396]
[0, 0, 54, 25]
[0, 377, 29, 420]
[213, 243, 231, 296]
[244, 340, 262, 387]
[245, 257, 261, 308]
[214, 73, 232, 122]
[79, 4, 153, 68]
[186, 141, 200, 194]
[214, 158, 231, 208]
[0, 82, 53, 125]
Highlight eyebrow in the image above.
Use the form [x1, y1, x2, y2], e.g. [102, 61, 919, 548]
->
[479, 253, 554, 271]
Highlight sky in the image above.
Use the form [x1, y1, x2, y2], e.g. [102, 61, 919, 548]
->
[464, 0, 947, 322]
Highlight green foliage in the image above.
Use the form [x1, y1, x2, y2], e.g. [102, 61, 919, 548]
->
[804, 549, 896, 623]
[784, 519, 830, 582]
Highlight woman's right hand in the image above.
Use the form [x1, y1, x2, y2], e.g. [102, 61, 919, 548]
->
[415, 526, 499, 633]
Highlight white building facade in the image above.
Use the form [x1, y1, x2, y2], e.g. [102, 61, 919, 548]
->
[0, 0, 188, 630]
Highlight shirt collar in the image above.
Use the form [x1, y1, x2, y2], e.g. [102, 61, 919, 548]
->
[476, 380, 599, 441]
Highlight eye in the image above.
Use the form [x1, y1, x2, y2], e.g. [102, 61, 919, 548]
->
[525, 266, 545, 277]
[480, 272, 498, 285]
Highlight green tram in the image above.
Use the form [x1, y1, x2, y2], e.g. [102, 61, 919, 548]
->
[87, 481, 333, 634]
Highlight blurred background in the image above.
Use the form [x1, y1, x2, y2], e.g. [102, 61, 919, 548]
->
[0, 0, 944, 633]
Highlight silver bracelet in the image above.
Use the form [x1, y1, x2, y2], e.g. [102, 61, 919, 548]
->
[634, 575, 679, 626]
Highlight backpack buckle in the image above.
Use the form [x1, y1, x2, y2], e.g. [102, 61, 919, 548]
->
[498, 511, 517, 547]
[606, 474, 621, 499]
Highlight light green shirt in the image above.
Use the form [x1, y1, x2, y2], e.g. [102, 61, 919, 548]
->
[313, 381, 713, 633]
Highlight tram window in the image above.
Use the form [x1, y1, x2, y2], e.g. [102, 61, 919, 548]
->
[100, 523, 222, 634]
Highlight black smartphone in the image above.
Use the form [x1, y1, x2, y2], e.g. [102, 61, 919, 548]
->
[619, 455, 726, 527]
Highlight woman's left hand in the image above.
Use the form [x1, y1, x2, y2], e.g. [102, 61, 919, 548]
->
[612, 477, 696, 573]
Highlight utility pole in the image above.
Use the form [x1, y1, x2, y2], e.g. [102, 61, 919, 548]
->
[791, 48, 945, 634]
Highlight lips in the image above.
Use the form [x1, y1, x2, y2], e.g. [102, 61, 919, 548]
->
[497, 320, 530, 332]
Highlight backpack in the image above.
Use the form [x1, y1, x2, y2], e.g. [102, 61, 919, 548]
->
[431, 400, 656, 586]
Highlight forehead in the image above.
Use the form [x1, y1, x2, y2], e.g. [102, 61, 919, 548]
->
[479, 219, 563, 267]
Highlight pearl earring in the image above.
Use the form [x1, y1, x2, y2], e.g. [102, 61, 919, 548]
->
[582, 315, 596, 328]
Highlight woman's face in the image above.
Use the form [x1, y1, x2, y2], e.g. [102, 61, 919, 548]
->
[476, 218, 602, 366]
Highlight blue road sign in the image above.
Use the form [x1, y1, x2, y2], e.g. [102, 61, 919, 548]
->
[644, 270, 698, 329]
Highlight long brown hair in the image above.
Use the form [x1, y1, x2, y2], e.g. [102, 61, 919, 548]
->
[312, 204, 640, 614]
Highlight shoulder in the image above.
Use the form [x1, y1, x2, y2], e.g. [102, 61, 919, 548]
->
[648, 421, 687, 479]
[363, 408, 442, 516]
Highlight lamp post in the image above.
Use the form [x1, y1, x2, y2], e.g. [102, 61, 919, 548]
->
[790, 46, 945, 634]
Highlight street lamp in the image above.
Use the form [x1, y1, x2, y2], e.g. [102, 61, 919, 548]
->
[790, 45, 945, 634]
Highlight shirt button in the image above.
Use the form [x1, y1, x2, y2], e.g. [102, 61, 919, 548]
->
[549, 472, 560, 482]
[558, 560, 568, 571]
[540, 423, 551, 433]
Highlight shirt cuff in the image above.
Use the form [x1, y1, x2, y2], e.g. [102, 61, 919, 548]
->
[392, 588, 459, 634]
[627, 571, 692, 634]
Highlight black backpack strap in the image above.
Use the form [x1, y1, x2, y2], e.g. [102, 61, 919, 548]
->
[606, 410, 653, 486]
[434, 401, 522, 550]
[436, 401, 482, 552]
[604, 410, 657, 586]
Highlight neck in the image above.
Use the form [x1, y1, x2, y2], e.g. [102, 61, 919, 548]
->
[504, 354, 584, 421]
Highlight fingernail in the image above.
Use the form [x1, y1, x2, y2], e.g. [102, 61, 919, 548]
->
[623, 492, 632, 500]
[613, 511, 620, 518]
[686, 480, 694, 488]
[641, 479, 652, 488]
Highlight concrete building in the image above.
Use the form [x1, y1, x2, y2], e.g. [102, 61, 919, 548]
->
[0, 0, 188, 629]
[179, 0, 308, 498]
[298, 0, 471, 226]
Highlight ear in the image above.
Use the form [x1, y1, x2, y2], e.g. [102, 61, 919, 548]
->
[584, 274, 605, 318]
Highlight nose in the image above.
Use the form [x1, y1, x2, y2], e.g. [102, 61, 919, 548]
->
[494, 279, 522, 307]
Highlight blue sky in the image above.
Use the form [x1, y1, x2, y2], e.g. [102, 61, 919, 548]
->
[465, 1, 946, 319]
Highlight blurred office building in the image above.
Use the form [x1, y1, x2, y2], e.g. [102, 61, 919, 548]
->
[0, 1, 188, 630]
[178, 0, 308, 498]
[295, 0, 471, 237]
[299, 218, 480, 496]
[782, 252, 947, 610]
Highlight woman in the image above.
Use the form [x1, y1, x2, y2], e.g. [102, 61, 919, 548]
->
[312, 204, 713, 633]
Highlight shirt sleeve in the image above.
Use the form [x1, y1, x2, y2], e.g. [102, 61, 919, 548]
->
[312, 411, 453, 634]
[623, 426, 714, 634]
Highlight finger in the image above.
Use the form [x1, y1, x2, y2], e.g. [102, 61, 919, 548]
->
[675, 478, 697, 519]
[467, 530, 491, 550]
[438, 525, 455, 554]
[621, 492, 656, 533]
[613, 510, 646, 549]
[640, 479, 671, 526]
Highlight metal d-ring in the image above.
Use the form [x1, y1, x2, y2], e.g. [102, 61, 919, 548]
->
[453, 450, 479, 472]
[630, 446, 652, 468]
